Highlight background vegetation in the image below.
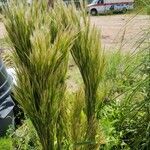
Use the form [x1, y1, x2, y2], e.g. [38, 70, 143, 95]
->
[0, 0, 149, 150]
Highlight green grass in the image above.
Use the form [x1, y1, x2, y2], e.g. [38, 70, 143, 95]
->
[1, 0, 149, 150]
[0, 138, 13, 150]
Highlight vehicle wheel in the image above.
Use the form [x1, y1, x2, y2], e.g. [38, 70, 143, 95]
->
[110, 5, 114, 11]
[122, 8, 127, 13]
[91, 9, 97, 16]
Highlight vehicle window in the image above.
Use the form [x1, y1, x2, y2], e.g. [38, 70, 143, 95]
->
[92, 0, 98, 4]
[98, 0, 104, 4]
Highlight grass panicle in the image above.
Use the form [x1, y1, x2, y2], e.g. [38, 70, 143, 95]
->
[4, 1, 74, 149]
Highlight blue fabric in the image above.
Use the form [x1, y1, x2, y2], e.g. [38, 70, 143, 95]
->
[0, 59, 14, 119]
[0, 96, 14, 118]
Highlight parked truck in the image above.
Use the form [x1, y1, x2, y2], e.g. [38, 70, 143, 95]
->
[87, 0, 134, 15]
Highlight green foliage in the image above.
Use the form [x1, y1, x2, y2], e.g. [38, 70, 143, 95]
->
[69, 90, 87, 149]
[4, 0, 106, 149]
[57, 4, 106, 149]
[0, 138, 13, 150]
[134, 0, 150, 14]
[2, 0, 150, 150]
[98, 49, 150, 150]
[71, 23, 105, 149]
[3, 0, 74, 149]
[12, 120, 41, 150]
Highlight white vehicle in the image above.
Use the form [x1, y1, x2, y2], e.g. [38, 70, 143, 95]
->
[87, 0, 134, 15]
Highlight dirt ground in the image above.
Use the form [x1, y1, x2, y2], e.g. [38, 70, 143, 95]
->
[0, 14, 149, 51]
[0, 22, 5, 39]
[90, 14, 149, 51]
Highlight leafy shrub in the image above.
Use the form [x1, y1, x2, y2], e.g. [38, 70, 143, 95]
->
[98, 49, 149, 150]
[12, 119, 41, 150]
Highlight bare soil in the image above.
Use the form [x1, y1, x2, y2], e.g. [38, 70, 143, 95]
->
[0, 22, 5, 39]
[90, 14, 149, 51]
